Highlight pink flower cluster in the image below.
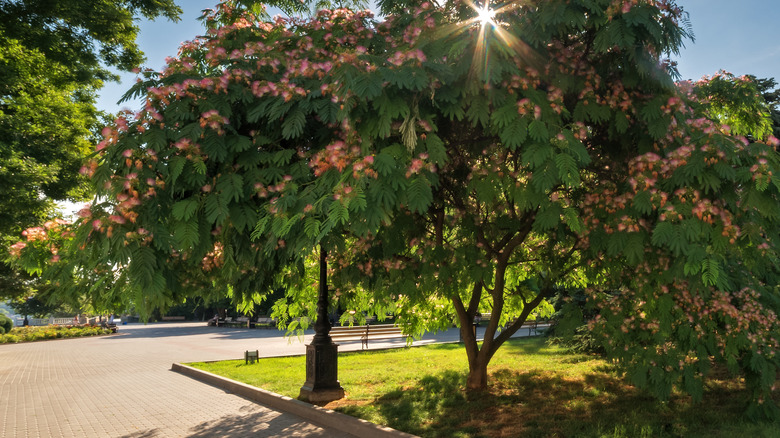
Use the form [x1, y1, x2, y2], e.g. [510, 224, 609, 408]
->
[199, 109, 230, 134]
[387, 49, 427, 66]
[310, 140, 377, 179]
[9, 219, 72, 261]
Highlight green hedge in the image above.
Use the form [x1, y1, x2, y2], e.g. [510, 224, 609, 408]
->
[0, 325, 112, 344]
[0, 314, 12, 333]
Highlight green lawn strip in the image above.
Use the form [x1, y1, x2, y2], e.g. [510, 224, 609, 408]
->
[188, 338, 778, 438]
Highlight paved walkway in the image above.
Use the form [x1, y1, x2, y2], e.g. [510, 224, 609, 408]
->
[0, 322, 504, 437]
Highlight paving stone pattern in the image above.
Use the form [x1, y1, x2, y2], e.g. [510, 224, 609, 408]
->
[1, 322, 518, 437]
[0, 323, 358, 438]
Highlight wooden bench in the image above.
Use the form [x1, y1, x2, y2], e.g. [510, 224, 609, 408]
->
[207, 316, 275, 328]
[477, 314, 551, 336]
[255, 317, 276, 327]
[329, 324, 408, 349]
[161, 316, 186, 321]
[234, 317, 254, 328]
[221, 317, 242, 327]
[520, 318, 551, 335]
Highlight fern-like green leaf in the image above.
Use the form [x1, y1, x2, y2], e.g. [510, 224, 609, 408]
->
[172, 199, 199, 221]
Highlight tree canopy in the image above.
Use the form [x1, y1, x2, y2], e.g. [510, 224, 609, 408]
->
[751, 75, 780, 139]
[0, 35, 96, 236]
[0, 0, 182, 302]
[10, 0, 780, 417]
[689, 71, 775, 141]
[0, 0, 182, 85]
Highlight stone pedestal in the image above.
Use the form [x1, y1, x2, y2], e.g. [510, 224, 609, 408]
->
[298, 342, 344, 404]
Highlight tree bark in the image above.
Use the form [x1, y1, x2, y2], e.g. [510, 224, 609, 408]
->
[466, 356, 489, 390]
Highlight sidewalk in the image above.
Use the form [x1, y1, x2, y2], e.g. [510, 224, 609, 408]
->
[0, 323, 351, 437]
[0, 322, 534, 437]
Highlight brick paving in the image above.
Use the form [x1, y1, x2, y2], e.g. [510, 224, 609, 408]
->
[0, 323, 359, 438]
[0, 322, 518, 437]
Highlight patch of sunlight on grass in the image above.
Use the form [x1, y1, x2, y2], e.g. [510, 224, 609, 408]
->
[188, 337, 779, 438]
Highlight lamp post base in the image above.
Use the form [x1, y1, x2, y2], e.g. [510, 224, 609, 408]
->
[298, 342, 344, 405]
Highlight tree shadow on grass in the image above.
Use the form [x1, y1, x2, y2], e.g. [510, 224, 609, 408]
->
[338, 367, 773, 438]
[340, 370, 476, 437]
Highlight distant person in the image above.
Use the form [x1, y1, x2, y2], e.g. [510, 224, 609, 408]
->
[23, 316, 29, 326]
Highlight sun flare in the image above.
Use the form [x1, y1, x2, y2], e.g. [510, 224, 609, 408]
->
[476, 4, 497, 26]
[433, 1, 541, 85]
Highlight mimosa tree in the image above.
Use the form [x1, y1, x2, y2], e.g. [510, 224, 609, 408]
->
[11, 0, 780, 416]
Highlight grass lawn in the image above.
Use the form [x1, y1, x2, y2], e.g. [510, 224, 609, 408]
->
[188, 338, 779, 437]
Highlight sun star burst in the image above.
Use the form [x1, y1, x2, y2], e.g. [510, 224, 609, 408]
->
[432, 1, 541, 85]
[476, 3, 497, 27]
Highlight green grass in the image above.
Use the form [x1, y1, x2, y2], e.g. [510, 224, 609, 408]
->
[189, 338, 779, 438]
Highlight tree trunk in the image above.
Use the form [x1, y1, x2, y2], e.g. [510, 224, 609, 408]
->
[452, 287, 487, 391]
[466, 355, 489, 390]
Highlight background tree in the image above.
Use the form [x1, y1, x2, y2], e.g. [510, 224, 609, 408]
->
[0, 0, 182, 85]
[0, 0, 182, 303]
[0, 33, 97, 300]
[1, 0, 367, 312]
[689, 71, 774, 141]
[13, 0, 780, 417]
[750, 76, 780, 139]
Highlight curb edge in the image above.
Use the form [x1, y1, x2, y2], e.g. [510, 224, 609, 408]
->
[171, 363, 418, 438]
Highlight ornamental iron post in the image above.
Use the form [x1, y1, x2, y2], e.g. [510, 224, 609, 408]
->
[298, 245, 344, 404]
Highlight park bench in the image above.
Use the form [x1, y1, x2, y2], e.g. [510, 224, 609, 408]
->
[329, 324, 408, 349]
[234, 317, 254, 328]
[476, 313, 551, 336]
[255, 317, 276, 327]
[161, 316, 186, 321]
[208, 316, 273, 328]
[100, 321, 118, 333]
[520, 318, 551, 335]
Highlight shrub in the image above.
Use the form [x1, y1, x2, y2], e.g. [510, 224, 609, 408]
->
[0, 333, 20, 343]
[0, 325, 111, 343]
[0, 314, 12, 333]
[0, 326, 5, 335]
[548, 325, 606, 355]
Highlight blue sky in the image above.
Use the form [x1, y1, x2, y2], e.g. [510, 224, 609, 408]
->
[674, 0, 779, 81]
[95, 0, 780, 114]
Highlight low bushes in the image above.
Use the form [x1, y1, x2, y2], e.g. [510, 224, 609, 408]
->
[0, 314, 13, 333]
[0, 324, 112, 344]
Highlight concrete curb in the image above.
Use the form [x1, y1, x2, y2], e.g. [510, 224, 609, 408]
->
[171, 363, 418, 438]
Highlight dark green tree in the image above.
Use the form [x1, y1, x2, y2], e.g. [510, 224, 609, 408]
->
[0, 0, 182, 302]
[0, 0, 182, 85]
[750, 76, 780, 139]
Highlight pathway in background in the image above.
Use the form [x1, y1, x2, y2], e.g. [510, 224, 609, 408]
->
[0, 322, 531, 437]
[1, 323, 342, 438]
